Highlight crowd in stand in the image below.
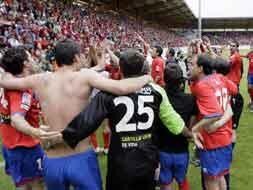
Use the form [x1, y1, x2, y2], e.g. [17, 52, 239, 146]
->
[203, 32, 253, 45]
[0, 0, 187, 70]
[1, 0, 253, 73]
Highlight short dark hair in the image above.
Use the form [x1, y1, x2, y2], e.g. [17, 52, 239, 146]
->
[164, 63, 183, 87]
[114, 51, 121, 58]
[119, 49, 145, 78]
[213, 57, 231, 75]
[1, 47, 27, 75]
[55, 39, 80, 67]
[196, 54, 214, 75]
[232, 40, 239, 48]
[169, 48, 175, 57]
[154, 45, 163, 56]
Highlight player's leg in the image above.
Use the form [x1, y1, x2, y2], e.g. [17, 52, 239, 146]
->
[205, 177, 219, 190]
[90, 133, 101, 153]
[173, 152, 190, 190]
[4, 145, 45, 190]
[247, 74, 253, 110]
[103, 120, 111, 154]
[159, 152, 173, 190]
[218, 176, 227, 190]
[132, 173, 156, 190]
[126, 155, 157, 190]
[201, 171, 207, 190]
[24, 145, 45, 190]
[227, 93, 243, 190]
[205, 176, 226, 190]
[106, 166, 118, 190]
[231, 93, 244, 134]
[199, 145, 232, 190]
[161, 183, 173, 190]
[179, 179, 190, 190]
[29, 179, 44, 190]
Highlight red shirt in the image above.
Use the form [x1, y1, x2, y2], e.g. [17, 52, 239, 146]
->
[0, 90, 40, 149]
[247, 51, 253, 74]
[191, 74, 237, 149]
[105, 64, 122, 80]
[227, 52, 243, 85]
[151, 57, 165, 86]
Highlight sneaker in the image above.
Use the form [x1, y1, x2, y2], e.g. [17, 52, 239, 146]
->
[103, 148, 109, 155]
[94, 147, 103, 154]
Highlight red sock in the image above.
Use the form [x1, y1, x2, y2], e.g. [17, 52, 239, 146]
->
[249, 88, 253, 102]
[103, 131, 110, 149]
[179, 178, 190, 190]
[90, 133, 98, 148]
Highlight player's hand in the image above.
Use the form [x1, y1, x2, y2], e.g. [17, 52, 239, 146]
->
[47, 133, 63, 146]
[33, 128, 60, 140]
[75, 53, 89, 69]
[204, 122, 220, 134]
[186, 131, 193, 142]
[39, 125, 50, 131]
[101, 38, 113, 50]
[40, 132, 63, 150]
[192, 132, 204, 149]
[135, 32, 144, 42]
[202, 35, 210, 43]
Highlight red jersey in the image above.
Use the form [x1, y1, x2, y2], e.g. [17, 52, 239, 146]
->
[247, 51, 253, 74]
[191, 74, 237, 149]
[227, 52, 243, 85]
[151, 57, 165, 86]
[0, 90, 40, 149]
[105, 64, 122, 80]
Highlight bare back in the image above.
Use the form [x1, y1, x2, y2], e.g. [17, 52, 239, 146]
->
[34, 70, 92, 157]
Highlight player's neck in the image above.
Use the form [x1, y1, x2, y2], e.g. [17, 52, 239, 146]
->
[56, 65, 75, 72]
[197, 73, 206, 81]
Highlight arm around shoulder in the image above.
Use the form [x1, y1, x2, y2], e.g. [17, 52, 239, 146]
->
[0, 73, 41, 90]
[84, 69, 152, 95]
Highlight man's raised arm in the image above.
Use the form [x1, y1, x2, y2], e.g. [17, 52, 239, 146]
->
[80, 69, 152, 95]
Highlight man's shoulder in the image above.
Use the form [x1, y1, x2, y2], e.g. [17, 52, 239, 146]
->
[193, 78, 210, 88]
[147, 83, 165, 95]
[152, 57, 164, 64]
[234, 52, 242, 61]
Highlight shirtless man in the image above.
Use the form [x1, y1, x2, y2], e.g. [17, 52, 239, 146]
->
[0, 39, 151, 190]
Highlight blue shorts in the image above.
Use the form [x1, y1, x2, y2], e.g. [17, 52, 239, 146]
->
[198, 144, 232, 178]
[248, 74, 253, 85]
[159, 151, 189, 185]
[42, 149, 102, 190]
[2, 144, 44, 187]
